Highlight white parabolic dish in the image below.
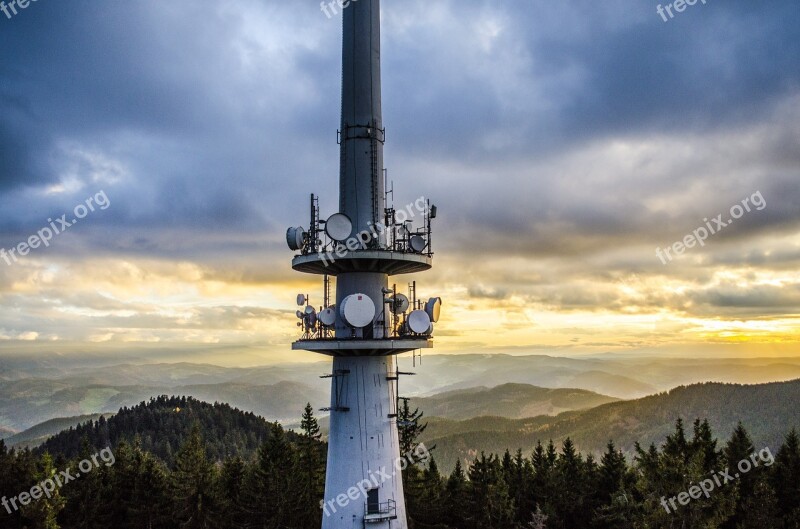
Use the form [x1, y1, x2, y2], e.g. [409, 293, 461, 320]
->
[319, 306, 336, 326]
[409, 235, 426, 253]
[325, 213, 353, 242]
[340, 294, 376, 328]
[408, 309, 432, 334]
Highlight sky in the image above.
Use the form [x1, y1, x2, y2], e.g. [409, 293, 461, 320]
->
[0, 0, 798, 366]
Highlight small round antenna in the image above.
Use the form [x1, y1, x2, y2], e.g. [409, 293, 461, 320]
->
[286, 227, 306, 251]
[409, 235, 426, 253]
[319, 306, 337, 327]
[325, 213, 353, 242]
[296, 294, 307, 306]
[304, 307, 317, 329]
[392, 293, 410, 314]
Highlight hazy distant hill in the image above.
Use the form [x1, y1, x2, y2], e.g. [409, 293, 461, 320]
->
[404, 355, 800, 399]
[4, 353, 800, 431]
[4, 414, 108, 448]
[563, 371, 656, 398]
[0, 378, 327, 431]
[420, 378, 800, 473]
[411, 383, 619, 420]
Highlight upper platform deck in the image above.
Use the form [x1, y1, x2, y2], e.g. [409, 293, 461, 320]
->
[292, 249, 431, 276]
[292, 337, 433, 357]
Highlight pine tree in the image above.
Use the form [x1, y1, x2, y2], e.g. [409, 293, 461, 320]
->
[635, 420, 732, 529]
[735, 478, 781, 528]
[592, 441, 638, 529]
[300, 403, 321, 442]
[508, 448, 535, 523]
[531, 441, 555, 523]
[171, 423, 220, 529]
[552, 438, 588, 528]
[107, 441, 138, 528]
[691, 418, 720, 471]
[772, 429, 800, 522]
[217, 457, 247, 529]
[133, 452, 172, 529]
[240, 422, 297, 529]
[0, 441, 34, 529]
[20, 452, 66, 529]
[663, 417, 689, 463]
[295, 404, 324, 529]
[397, 399, 429, 459]
[443, 459, 469, 528]
[721, 422, 756, 529]
[403, 457, 425, 524]
[60, 439, 108, 529]
[598, 441, 627, 503]
[414, 456, 445, 526]
[467, 452, 515, 529]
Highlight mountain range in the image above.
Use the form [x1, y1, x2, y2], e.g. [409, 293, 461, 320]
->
[3, 353, 800, 438]
[419, 378, 800, 473]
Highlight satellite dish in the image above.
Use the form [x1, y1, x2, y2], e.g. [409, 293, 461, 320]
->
[296, 294, 306, 306]
[286, 227, 306, 251]
[295, 310, 303, 319]
[319, 306, 336, 327]
[408, 310, 432, 334]
[425, 297, 442, 322]
[340, 294, 376, 328]
[325, 213, 352, 242]
[409, 235, 426, 253]
[392, 293, 410, 314]
[305, 309, 317, 329]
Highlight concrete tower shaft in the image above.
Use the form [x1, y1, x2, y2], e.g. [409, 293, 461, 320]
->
[339, 0, 385, 240]
[335, 0, 387, 340]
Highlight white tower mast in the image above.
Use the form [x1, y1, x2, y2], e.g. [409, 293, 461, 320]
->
[286, 1, 441, 528]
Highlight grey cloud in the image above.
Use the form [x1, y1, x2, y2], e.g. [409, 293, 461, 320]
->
[0, 0, 798, 339]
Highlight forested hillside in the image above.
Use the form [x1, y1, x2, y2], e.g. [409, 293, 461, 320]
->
[421, 379, 800, 473]
[1, 398, 799, 528]
[37, 395, 291, 466]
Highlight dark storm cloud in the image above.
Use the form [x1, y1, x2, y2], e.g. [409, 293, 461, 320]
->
[382, 0, 800, 159]
[0, 0, 342, 242]
[552, 2, 800, 139]
[0, 0, 797, 282]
